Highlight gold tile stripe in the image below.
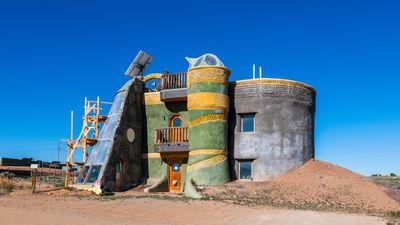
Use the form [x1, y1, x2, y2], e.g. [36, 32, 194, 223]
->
[187, 154, 227, 173]
[188, 67, 230, 87]
[189, 149, 226, 156]
[188, 92, 229, 110]
[144, 92, 163, 105]
[189, 113, 226, 127]
[232, 78, 316, 92]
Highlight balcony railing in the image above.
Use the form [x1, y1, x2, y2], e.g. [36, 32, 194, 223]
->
[154, 127, 189, 144]
[160, 72, 187, 90]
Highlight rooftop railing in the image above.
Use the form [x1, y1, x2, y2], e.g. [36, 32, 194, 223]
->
[160, 72, 187, 90]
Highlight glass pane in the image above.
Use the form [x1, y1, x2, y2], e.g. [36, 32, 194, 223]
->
[116, 161, 122, 172]
[76, 166, 90, 183]
[87, 165, 102, 183]
[239, 161, 252, 179]
[173, 118, 181, 127]
[172, 163, 180, 172]
[241, 114, 254, 132]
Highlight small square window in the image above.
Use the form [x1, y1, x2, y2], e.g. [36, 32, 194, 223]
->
[172, 163, 180, 172]
[240, 114, 255, 132]
[239, 161, 252, 179]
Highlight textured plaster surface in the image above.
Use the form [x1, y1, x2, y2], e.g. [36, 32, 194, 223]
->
[102, 79, 145, 191]
[228, 84, 316, 181]
[185, 67, 231, 195]
[143, 101, 188, 182]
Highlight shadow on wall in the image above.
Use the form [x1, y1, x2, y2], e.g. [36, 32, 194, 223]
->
[228, 85, 238, 180]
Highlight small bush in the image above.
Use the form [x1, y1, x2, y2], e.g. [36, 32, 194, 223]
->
[390, 173, 397, 177]
[387, 221, 400, 225]
[0, 172, 15, 194]
[0, 172, 15, 179]
[389, 211, 400, 218]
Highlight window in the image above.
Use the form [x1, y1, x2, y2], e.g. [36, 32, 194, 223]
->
[87, 165, 102, 183]
[239, 161, 252, 179]
[240, 114, 255, 132]
[116, 160, 123, 172]
[170, 115, 182, 127]
[172, 163, 180, 172]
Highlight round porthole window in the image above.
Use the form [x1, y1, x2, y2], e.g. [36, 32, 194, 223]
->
[127, 128, 135, 143]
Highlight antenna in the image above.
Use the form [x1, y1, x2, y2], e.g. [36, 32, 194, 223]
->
[253, 64, 255, 79]
[259, 66, 262, 79]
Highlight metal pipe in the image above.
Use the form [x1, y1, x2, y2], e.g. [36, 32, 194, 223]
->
[253, 64, 255, 79]
[70, 111, 74, 140]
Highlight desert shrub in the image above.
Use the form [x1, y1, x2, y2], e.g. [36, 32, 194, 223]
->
[0, 172, 15, 194]
[390, 173, 397, 177]
[389, 211, 400, 218]
[371, 174, 382, 177]
[0, 171, 15, 179]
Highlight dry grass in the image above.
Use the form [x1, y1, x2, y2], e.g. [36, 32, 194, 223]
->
[0, 172, 30, 195]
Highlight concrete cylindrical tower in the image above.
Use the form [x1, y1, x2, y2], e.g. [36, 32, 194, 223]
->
[185, 66, 231, 195]
[228, 78, 316, 181]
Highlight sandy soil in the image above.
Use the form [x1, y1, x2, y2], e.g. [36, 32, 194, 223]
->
[371, 176, 400, 203]
[0, 160, 398, 224]
[0, 190, 387, 225]
[203, 160, 400, 213]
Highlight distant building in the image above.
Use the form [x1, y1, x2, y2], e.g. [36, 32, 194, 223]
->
[0, 157, 62, 172]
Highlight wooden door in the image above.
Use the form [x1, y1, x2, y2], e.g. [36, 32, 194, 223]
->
[168, 159, 182, 193]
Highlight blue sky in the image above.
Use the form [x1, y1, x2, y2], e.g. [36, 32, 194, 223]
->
[0, 0, 399, 176]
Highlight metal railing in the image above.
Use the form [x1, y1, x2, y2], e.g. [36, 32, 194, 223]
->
[160, 72, 187, 90]
[154, 127, 189, 144]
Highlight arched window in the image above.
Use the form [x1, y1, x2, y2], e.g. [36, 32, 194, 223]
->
[170, 115, 182, 127]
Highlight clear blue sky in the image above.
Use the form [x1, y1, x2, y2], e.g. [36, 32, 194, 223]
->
[0, 0, 399, 176]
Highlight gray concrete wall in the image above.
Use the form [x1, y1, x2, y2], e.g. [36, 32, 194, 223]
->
[228, 79, 316, 181]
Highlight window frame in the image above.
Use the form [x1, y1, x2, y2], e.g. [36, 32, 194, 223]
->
[170, 115, 183, 127]
[240, 113, 256, 133]
[238, 160, 253, 180]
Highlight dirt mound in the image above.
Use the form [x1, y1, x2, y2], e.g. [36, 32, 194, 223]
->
[202, 160, 400, 213]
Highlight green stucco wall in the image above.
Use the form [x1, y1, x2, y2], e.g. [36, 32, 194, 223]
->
[144, 102, 188, 153]
[185, 66, 231, 193]
[143, 101, 188, 181]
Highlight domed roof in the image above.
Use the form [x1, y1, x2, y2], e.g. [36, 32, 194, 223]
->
[185, 53, 225, 69]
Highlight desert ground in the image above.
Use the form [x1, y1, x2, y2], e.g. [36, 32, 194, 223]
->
[1, 160, 399, 225]
[0, 190, 388, 225]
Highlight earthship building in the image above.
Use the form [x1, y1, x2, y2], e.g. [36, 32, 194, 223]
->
[68, 53, 316, 198]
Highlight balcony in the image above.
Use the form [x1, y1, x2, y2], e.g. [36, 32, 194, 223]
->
[154, 127, 189, 153]
[159, 72, 188, 102]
